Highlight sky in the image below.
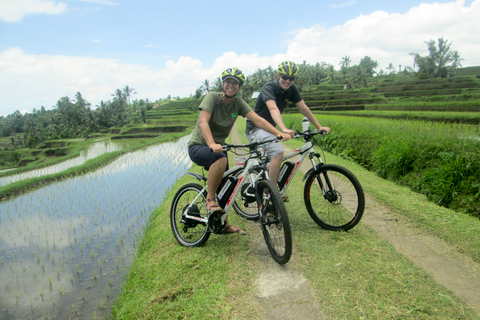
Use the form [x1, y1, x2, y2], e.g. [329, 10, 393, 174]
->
[1, 0, 479, 117]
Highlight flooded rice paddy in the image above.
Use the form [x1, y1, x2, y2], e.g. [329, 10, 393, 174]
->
[0, 140, 125, 187]
[0, 135, 192, 319]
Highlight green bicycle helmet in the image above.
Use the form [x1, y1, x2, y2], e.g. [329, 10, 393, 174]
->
[278, 61, 299, 76]
[221, 68, 246, 85]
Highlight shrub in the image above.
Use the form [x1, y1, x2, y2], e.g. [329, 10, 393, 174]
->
[283, 113, 480, 218]
[372, 138, 416, 180]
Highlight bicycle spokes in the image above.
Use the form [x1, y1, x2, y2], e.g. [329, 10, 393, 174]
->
[304, 165, 365, 231]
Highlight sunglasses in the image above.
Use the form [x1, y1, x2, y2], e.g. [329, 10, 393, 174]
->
[281, 75, 295, 81]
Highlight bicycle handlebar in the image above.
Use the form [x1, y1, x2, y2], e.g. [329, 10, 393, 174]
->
[209, 136, 282, 153]
[294, 129, 328, 139]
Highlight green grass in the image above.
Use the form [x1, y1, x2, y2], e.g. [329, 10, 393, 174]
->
[112, 118, 480, 319]
[111, 165, 261, 319]
[282, 144, 479, 319]
[315, 110, 480, 124]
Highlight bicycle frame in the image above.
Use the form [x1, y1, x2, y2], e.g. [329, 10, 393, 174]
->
[182, 148, 269, 229]
[276, 132, 324, 198]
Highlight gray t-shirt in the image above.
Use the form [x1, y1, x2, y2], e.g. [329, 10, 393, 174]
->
[189, 92, 252, 146]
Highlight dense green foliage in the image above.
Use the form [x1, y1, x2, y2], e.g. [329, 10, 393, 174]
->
[283, 113, 480, 218]
[410, 37, 463, 78]
[0, 87, 157, 147]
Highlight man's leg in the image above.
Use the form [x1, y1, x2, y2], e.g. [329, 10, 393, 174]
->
[269, 151, 284, 187]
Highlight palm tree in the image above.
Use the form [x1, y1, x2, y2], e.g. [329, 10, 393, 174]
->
[111, 88, 129, 126]
[386, 63, 395, 74]
[339, 55, 351, 69]
[451, 51, 464, 75]
[348, 65, 369, 88]
[201, 79, 212, 94]
[213, 77, 223, 92]
[122, 85, 136, 104]
[410, 37, 460, 78]
[194, 88, 203, 99]
[339, 55, 351, 75]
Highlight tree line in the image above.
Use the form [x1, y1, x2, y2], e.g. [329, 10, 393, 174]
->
[0, 37, 463, 150]
[0, 86, 156, 149]
[196, 37, 463, 101]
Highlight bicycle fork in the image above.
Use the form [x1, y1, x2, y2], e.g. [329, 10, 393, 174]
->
[314, 169, 340, 204]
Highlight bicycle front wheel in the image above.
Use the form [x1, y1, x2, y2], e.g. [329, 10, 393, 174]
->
[258, 179, 292, 265]
[170, 183, 210, 247]
[304, 164, 365, 231]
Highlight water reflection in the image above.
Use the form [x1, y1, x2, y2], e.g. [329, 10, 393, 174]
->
[0, 140, 124, 187]
[0, 135, 192, 320]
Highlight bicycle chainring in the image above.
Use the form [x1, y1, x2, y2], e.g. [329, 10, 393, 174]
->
[208, 211, 227, 234]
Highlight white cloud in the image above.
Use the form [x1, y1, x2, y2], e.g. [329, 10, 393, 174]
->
[0, 0, 67, 22]
[1, 0, 480, 116]
[285, 0, 480, 70]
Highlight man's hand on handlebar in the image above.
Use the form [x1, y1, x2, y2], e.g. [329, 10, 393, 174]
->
[318, 126, 331, 134]
[277, 132, 292, 141]
[282, 128, 295, 139]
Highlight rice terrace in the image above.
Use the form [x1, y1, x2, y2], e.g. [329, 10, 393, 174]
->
[1, 63, 480, 319]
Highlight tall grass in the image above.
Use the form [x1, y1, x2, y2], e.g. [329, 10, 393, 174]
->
[283, 113, 480, 217]
[366, 100, 480, 111]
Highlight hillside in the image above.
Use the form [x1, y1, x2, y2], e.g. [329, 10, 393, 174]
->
[301, 74, 480, 114]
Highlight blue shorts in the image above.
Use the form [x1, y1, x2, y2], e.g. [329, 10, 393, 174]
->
[246, 129, 284, 160]
[188, 145, 229, 171]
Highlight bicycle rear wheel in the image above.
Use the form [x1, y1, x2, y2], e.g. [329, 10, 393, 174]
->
[304, 164, 365, 231]
[232, 167, 260, 220]
[258, 179, 292, 265]
[170, 183, 210, 246]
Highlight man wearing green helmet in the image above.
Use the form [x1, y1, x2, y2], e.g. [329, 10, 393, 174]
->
[188, 68, 291, 234]
[245, 61, 331, 197]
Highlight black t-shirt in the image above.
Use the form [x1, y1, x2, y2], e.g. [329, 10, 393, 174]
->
[245, 79, 303, 134]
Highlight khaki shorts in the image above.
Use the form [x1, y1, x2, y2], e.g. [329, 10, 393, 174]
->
[246, 129, 284, 160]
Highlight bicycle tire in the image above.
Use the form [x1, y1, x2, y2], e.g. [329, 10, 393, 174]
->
[304, 164, 365, 231]
[258, 179, 292, 265]
[170, 183, 211, 247]
[232, 167, 261, 221]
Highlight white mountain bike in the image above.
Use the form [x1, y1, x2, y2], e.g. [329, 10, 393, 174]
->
[233, 119, 365, 231]
[170, 137, 292, 265]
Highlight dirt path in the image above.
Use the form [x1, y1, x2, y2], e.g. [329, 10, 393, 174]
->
[231, 134, 327, 319]
[231, 123, 480, 319]
[362, 197, 480, 314]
